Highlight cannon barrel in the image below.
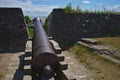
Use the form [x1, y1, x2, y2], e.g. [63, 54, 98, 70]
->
[32, 17, 58, 74]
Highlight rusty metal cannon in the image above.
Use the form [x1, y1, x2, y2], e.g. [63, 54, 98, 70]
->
[32, 17, 58, 78]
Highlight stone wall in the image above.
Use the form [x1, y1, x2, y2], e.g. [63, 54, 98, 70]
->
[0, 8, 28, 52]
[47, 9, 120, 43]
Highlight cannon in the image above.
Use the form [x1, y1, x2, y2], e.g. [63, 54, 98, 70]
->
[32, 17, 58, 77]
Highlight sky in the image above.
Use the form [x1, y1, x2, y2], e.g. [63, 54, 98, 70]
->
[0, 0, 120, 17]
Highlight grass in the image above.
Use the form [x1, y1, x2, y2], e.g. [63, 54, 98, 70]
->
[93, 37, 120, 54]
[0, 55, 2, 61]
[68, 43, 120, 80]
[0, 73, 4, 78]
[27, 26, 34, 37]
[0, 56, 1, 60]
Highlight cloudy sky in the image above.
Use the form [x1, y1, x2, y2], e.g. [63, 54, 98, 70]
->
[0, 0, 120, 17]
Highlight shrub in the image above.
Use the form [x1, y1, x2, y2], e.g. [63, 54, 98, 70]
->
[65, 3, 74, 13]
[24, 16, 31, 24]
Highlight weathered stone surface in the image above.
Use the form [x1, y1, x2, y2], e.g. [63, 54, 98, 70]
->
[47, 9, 120, 43]
[0, 8, 28, 52]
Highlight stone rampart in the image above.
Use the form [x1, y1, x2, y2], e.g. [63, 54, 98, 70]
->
[0, 8, 28, 52]
[47, 9, 120, 43]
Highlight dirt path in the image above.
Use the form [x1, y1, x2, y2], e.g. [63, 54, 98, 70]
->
[0, 53, 12, 80]
[0, 41, 31, 80]
[0, 52, 25, 80]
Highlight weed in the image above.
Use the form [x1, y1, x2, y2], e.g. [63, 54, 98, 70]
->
[0, 73, 4, 78]
[103, 58, 110, 62]
[84, 62, 94, 70]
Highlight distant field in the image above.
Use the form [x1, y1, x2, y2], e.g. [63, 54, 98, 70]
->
[30, 17, 46, 24]
[40, 17, 46, 24]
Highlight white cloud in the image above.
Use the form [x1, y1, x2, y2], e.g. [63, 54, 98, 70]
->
[0, 0, 58, 16]
[82, 0, 90, 4]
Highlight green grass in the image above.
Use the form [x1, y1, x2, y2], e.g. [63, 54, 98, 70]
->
[27, 26, 34, 37]
[68, 43, 120, 80]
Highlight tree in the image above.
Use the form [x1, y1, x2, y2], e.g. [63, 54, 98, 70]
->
[76, 5, 81, 13]
[24, 16, 31, 24]
[65, 3, 73, 13]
